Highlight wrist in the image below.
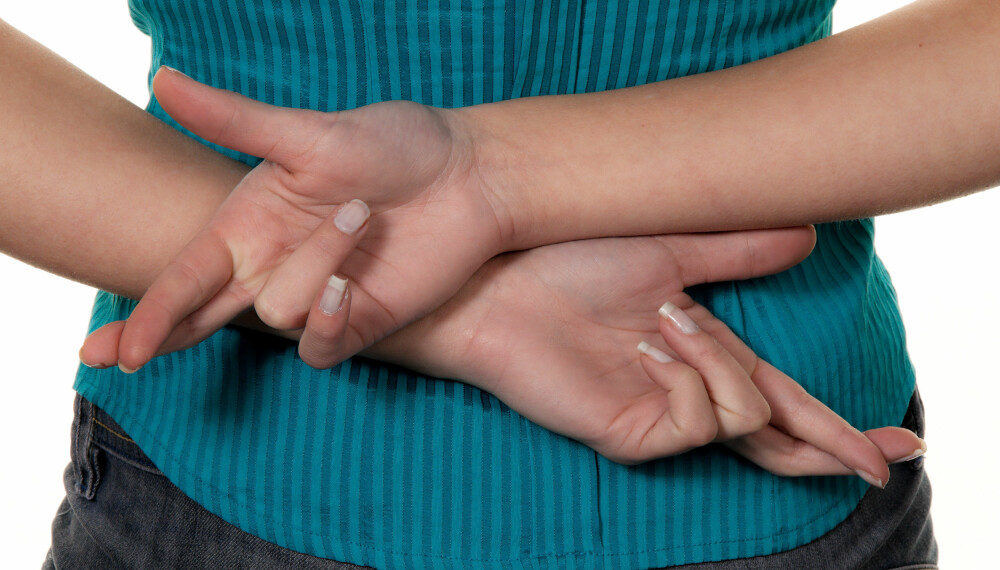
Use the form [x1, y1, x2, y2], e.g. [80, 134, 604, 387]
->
[361, 258, 507, 387]
[450, 103, 540, 252]
[451, 90, 673, 250]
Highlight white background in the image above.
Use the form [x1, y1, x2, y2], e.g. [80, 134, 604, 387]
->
[1, 1, 998, 567]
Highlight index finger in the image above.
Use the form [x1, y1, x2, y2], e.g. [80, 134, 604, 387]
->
[725, 423, 925, 482]
[117, 228, 234, 372]
[691, 305, 907, 486]
[750, 360, 898, 487]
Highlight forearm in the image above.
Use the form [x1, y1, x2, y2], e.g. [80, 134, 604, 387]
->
[0, 19, 248, 298]
[464, 0, 1000, 248]
[1, 21, 470, 359]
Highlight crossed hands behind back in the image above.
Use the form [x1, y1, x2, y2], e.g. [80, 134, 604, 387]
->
[81, 68, 923, 482]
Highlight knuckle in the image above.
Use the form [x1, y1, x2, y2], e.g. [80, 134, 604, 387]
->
[682, 416, 719, 448]
[672, 366, 704, 388]
[307, 323, 343, 344]
[297, 344, 335, 370]
[313, 225, 351, 257]
[743, 399, 772, 432]
[836, 421, 862, 445]
[254, 297, 306, 331]
[140, 294, 181, 325]
[173, 259, 209, 297]
[215, 105, 242, 143]
[763, 439, 814, 477]
[788, 388, 816, 420]
[721, 401, 770, 440]
[695, 338, 728, 361]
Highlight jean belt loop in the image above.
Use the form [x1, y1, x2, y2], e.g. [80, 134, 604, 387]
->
[70, 394, 101, 500]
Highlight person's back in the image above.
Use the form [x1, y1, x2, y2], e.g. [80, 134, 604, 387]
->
[68, 1, 919, 567]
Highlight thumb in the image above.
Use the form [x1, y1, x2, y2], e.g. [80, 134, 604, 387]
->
[152, 66, 327, 167]
[671, 226, 817, 287]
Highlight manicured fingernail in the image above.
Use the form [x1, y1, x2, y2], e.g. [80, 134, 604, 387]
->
[637, 341, 674, 363]
[118, 362, 140, 374]
[160, 65, 190, 78]
[334, 199, 370, 234]
[855, 469, 885, 489]
[81, 361, 112, 370]
[78, 347, 111, 369]
[893, 439, 927, 463]
[894, 449, 926, 463]
[658, 301, 700, 334]
[319, 275, 348, 315]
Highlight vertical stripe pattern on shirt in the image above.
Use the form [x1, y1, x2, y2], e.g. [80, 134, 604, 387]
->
[74, 1, 917, 568]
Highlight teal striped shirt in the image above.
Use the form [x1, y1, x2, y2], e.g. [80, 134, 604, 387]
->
[75, 1, 916, 567]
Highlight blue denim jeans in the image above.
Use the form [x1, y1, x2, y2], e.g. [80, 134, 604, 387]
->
[44, 393, 936, 569]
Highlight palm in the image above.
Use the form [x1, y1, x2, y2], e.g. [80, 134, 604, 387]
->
[81, 71, 921, 476]
[460, 237, 740, 461]
[217, 101, 489, 323]
[374, 232, 921, 471]
[107, 71, 504, 368]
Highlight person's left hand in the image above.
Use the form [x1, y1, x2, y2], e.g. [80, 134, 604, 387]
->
[362, 227, 921, 478]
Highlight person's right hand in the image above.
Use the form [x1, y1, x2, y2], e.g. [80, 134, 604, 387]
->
[365, 226, 923, 483]
[76, 70, 921, 481]
[83, 67, 508, 373]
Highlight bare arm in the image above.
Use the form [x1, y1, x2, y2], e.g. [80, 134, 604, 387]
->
[117, 0, 1000, 371]
[464, 0, 1000, 247]
[8, 1, 999, 314]
[9, 0, 999, 341]
[0, 18, 248, 297]
[0, 22, 921, 476]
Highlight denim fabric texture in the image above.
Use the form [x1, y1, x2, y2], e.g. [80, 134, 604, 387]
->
[667, 391, 937, 570]
[45, 393, 936, 569]
[77, 2, 917, 565]
[44, 396, 370, 570]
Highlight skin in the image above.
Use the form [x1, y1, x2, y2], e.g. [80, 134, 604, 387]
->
[0, 21, 243, 296]
[97, 0, 1000, 377]
[372, 230, 922, 472]
[79, 72, 921, 478]
[472, 0, 1000, 245]
[2, 0, 961, 478]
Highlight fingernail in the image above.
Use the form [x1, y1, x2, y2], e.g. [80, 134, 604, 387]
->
[118, 362, 140, 374]
[78, 347, 111, 369]
[894, 449, 926, 463]
[319, 275, 348, 315]
[893, 439, 927, 463]
[658, 301, 700, 334]
[855, 469, 886, 489]
[334, 199, 370, 234]
[637, 341, 674, 363]
[76, 346, 107, 370]
[160, 65, 190, 78]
